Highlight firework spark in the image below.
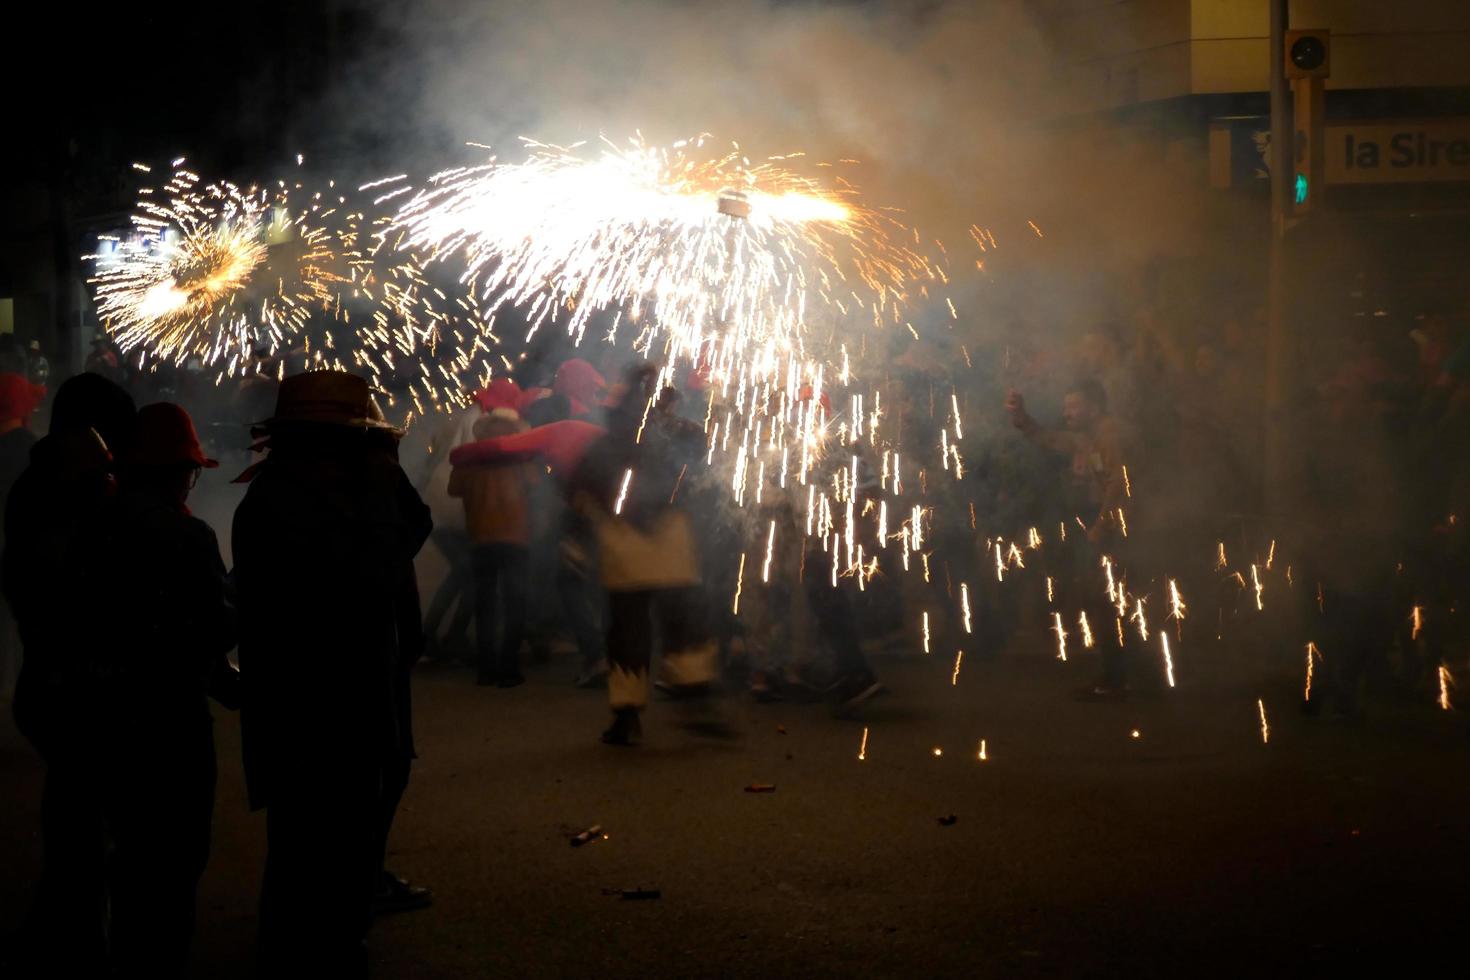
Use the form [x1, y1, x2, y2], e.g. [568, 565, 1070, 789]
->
[1257, 699, 1270, 744]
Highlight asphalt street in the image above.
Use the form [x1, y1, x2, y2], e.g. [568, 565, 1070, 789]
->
[4, 622, 1469, 978]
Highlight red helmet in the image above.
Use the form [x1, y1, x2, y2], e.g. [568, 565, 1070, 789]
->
[471, 378, 523, 413]
[129, 402, 218, 469]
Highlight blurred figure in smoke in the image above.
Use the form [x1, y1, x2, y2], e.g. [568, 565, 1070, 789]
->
[567, 365, 731, 745]
[1007, 379, 1134, 698]
[54, 403, 238, 978]
[449, 379, 534, 687]
[3, 373, 136, 976]
[0, 373, 44, 698]
[233, 371, 432, 977]
[450, 389, 609, 687]
[418, 394, 483, 665]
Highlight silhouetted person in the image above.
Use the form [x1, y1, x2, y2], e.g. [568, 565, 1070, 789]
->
[233, 371, 432, 977]
[60, 402, 237, 978]
[3, 373, 136, 975]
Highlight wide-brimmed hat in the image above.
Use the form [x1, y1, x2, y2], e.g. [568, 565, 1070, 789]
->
[255, 370, 401, 433]
[130, 402, 218, 469]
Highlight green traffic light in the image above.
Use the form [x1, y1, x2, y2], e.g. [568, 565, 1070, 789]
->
[1294, 173, 1309, 205]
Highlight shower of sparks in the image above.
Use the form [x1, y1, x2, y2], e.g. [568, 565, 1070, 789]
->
[1079, 611, 1094, 648]
[1411, 606, 1423, 641]
[952, 649, 964, 686]
[1130, 597, 1149, 642]
[393, 134, 940, 404]
[1028, 527, 1042, 549]
[1251, 565, 1264, 611]
[1304, 642, 1321, 700]
[1052, 612, 1068, 661]
[1168, 580, 1186, 621]
[1160, 632, 1175, 688]
[1257, 699, 1270, 744]
[761, 520, 776, 582]
[1439, 665, 1454, 711]
[732, 553, 747, 615]
[1115, 616, 1126, 647]
[858, 726, 869, 761]
[613, 468, 634, 514]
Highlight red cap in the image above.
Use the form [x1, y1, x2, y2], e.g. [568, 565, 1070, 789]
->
[553, 359, 606, 411]
[798, 384, 833, 415]
[472, 378, 523, 413]
[0, 372, 45, 422]
[130, 402, 218, 469]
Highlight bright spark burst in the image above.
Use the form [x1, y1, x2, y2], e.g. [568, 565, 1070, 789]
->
[1168, 579, 1187, 621]
[960, 583, 972, 634]
[394, 134, 936, 368]
[762, 520, 776, 582]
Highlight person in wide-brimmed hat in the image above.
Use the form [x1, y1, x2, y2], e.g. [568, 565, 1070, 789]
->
[232, 370, 432, 974]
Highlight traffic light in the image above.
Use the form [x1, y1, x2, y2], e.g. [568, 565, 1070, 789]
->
[1285, 29, 1330, 80]
[1287, 29, 1330, 214]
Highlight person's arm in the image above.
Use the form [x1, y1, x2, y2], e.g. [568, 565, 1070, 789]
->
[1005, 389, 1077, 455]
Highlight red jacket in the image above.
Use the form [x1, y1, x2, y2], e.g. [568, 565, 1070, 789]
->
[449, 419, 605, 484]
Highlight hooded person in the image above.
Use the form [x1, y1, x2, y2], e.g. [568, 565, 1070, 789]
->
[563, 364, 731, 745]
[3, 373, 136, 975]
[41, 402, 238, 978]
[231, 370, 433, 976]
[448, 378, 535, 686]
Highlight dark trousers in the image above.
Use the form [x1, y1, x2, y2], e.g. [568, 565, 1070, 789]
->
[423, 529, 475, 651]
[473, 543, 529, 680]
[259, 760, 385, 979]
[804, 569, 872, 678]
[23, 713, 215, 979]
[606, 588, 717, 709]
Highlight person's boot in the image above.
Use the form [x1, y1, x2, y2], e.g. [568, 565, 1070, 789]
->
[601, 708, 642, 746]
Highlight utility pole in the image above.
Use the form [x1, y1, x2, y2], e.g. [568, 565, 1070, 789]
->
[1263, 0, 1291, 522]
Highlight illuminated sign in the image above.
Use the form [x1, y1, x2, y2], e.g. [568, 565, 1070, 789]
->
[1327, 119, 1470, 184]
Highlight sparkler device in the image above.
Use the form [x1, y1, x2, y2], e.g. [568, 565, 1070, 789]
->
[717, 190, 752, 219]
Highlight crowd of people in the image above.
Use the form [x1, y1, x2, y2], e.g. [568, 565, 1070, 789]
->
[1, 289, 1468, 975]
